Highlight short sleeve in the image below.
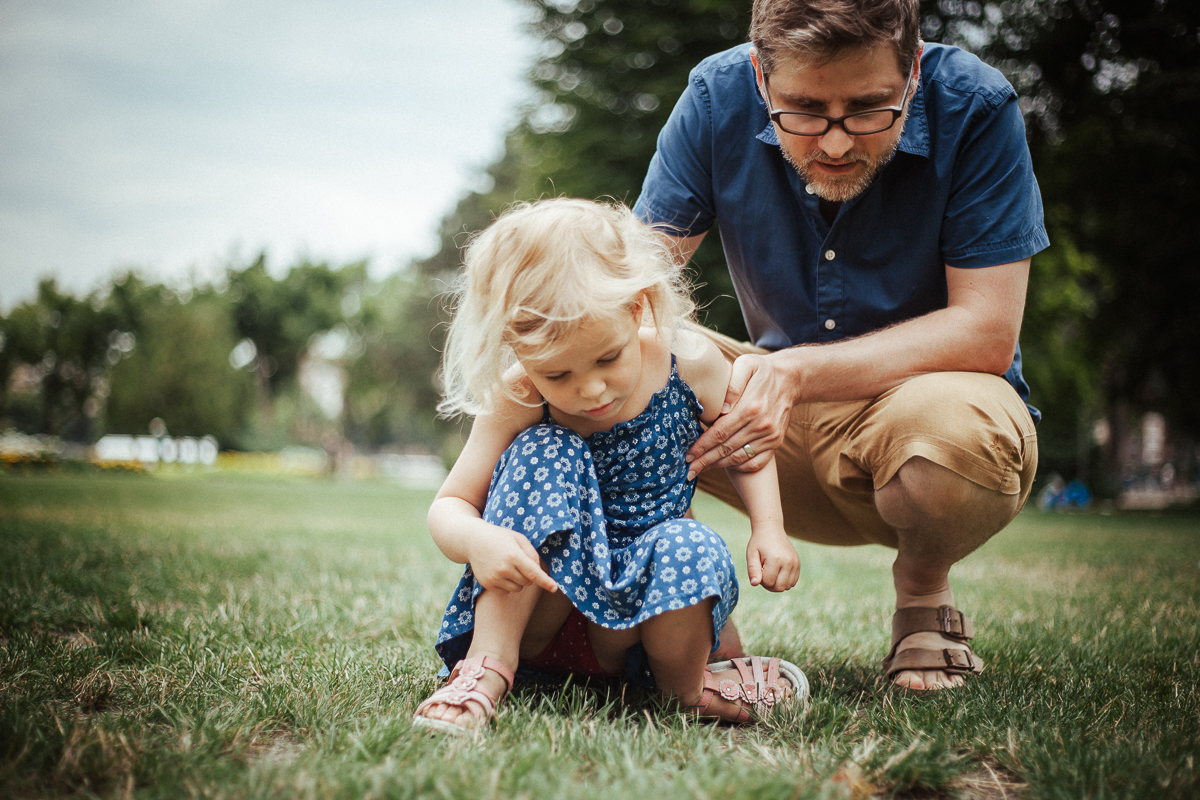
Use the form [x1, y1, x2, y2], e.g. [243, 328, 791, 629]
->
[940, 91, 1050, 268]
[633, 71, 719, 237]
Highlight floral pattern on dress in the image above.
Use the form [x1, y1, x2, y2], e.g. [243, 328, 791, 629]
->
[435, 358, 739, 676]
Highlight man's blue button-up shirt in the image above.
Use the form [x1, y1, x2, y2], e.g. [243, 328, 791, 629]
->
[634, 42, 1049, 422]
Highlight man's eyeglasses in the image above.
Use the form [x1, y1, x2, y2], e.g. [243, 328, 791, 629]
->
[763, 62, 916, 137]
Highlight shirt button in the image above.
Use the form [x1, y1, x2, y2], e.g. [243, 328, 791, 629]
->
[805, 185, 816, 195]
[824, 319, 836, 330]
[824, 250, 836, 261]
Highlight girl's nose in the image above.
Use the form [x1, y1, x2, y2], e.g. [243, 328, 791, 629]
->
[581, 376, 606, 399]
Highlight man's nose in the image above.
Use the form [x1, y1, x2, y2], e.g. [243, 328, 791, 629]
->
[817, 125, 854, 158]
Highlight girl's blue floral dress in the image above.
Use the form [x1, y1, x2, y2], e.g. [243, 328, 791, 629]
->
[434, 358, 739, 682]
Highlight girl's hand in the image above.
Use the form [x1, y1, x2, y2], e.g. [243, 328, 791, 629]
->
[468, 529, 560, 595]
[746, 531, 800, 592]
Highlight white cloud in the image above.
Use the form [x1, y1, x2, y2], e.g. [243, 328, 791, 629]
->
[0, 0, 537, 307]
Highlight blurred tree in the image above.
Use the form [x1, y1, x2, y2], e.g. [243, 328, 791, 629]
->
[343, 272, 456, 454]
[105, 292, 254, 443]
[0, 279, 117, 439]
[225, 255, 365, 400]
[920, 0, 1200, 484]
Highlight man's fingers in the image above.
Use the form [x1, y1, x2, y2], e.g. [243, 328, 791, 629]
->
[687, 419, 737, 478]
[720, 355, 757, 414]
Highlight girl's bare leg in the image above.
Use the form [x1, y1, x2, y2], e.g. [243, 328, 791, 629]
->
[639, 599, 753, 721]
[419, 584, 572, 729]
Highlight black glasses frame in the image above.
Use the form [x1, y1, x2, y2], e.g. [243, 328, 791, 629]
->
[763, 62, 916, 137]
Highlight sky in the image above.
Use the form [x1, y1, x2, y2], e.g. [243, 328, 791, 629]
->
[0, 0, 539, 309]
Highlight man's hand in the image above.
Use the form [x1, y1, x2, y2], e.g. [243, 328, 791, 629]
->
[686, 352, 794, 478]
[746, 531, 801, 592]
[467, 529, 559, 595]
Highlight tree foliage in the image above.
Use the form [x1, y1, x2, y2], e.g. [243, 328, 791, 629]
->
[0, 258, 450, 455]
[105, 292, 253, 443]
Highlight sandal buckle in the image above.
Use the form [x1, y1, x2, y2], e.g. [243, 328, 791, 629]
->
[937, 606, 964, 636]
[942, 648, 973, 670]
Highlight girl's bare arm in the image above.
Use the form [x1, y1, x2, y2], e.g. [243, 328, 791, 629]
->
[676, 332, 800, 591]
[427, 392, 558, 594]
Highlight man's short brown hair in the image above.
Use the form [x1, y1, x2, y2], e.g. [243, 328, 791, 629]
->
[750, 0, 921, 76]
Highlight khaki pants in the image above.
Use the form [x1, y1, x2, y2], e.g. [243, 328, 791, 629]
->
[696, 329, 1039, 548]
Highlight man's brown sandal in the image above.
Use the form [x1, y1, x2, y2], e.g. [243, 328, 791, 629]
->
[686, 655, 809, 723]
[882, 605, 985, 685]
[412, 655, 515, 735]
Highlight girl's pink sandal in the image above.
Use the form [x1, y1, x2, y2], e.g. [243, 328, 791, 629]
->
[412, 655, 516, 735]
[686, 655, 809, 724]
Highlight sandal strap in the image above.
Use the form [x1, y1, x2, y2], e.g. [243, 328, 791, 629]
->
[883, 606, 985, 678]
[883, 646, 985, 678]
[415, 684, 498, 718]
[454, 655, 516, 692]
[414, 655, 515, 719]
[890, 605, 975, 647]
[714, 657, 789, 710]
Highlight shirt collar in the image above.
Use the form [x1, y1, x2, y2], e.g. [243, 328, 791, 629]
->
[755, 78, 931, 158]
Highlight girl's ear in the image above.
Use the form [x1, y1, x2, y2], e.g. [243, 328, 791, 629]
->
[631, 294, 647, 324]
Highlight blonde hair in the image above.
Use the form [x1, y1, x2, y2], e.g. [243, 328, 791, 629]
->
[438, 198, 696, 417]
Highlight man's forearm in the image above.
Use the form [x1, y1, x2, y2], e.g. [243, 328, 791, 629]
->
[773, 259, 1028, 404]
[773, 304, 1015, 404]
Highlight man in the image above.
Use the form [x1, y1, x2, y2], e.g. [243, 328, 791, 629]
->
[634, 0, 1047, 690]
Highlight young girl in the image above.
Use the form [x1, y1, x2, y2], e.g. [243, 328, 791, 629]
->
[413, 199, 806, 734]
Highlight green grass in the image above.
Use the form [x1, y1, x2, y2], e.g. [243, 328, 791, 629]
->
[1, 471, 1197, 799]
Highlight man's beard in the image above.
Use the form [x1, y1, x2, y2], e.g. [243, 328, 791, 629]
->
[783, 129, 904, 203]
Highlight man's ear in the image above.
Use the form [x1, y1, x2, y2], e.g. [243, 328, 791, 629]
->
[749, 48, 769, 104]
[910, 43, 924, 99]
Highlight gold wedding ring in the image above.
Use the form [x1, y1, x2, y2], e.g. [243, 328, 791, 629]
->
[742, 444, 755, 458]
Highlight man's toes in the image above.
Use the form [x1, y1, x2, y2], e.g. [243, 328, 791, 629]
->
[891, 668, 963, 691]
[891, 669, 929, 691]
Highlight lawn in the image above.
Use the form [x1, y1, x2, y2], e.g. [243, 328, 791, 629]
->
[1, 470, 1197, 799]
